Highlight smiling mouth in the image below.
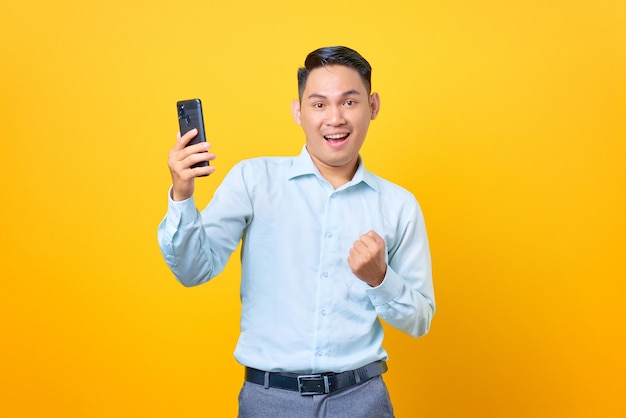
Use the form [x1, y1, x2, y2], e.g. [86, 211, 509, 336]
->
[324, 133, 350, 143]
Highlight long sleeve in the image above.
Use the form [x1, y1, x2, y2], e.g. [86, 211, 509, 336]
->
[156, 148, 435, 372]
[157, 189, 216, 287]
[157, 163, 252, 287]
[365, 199, 435, 337]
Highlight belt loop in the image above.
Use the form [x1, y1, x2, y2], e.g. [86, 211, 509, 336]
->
[353, 369, 361, 384]
[264, 372, 270, 389]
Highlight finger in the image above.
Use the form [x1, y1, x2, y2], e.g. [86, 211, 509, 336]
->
[190, 164, 215, 178]
[185, 141, 211, 156]
[170, 141, 211, 167]
[366, 230, 384, 244]
[357, 233, 378, 251]
[186, 150, 214, 166]
[174, 128, 198, 149]
[351, 239, 368, 255]
[347, 251, 362, 270]
[169, 146, 213, 178]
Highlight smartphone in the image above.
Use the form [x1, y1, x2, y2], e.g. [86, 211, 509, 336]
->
[177, 98, 209, 169]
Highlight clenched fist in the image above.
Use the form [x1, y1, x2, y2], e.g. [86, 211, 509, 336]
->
[347, 230, 387, 287]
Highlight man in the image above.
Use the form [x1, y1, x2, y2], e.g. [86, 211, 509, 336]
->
[158, 46, 435, 417]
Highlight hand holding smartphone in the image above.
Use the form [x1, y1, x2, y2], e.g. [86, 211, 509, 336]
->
[177, 98, 209, 170]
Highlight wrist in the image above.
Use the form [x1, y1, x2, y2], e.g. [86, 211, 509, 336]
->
[171, 186, 193, 202]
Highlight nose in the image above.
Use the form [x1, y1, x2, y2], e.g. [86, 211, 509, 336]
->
[326, 105, 346, 126]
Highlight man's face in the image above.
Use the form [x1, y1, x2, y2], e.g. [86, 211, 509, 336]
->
[292, 65, 380, 179]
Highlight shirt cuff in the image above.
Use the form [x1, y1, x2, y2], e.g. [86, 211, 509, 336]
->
[365, 267, 404, 307]
[167, 185, 199, 225]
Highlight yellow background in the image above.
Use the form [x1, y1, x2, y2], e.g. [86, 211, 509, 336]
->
[1, 0, 624, 416]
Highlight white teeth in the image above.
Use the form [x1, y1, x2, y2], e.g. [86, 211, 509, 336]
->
[325, 134, 348, 139]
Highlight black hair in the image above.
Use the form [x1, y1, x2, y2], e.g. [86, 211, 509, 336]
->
[297, 46, 372, 99]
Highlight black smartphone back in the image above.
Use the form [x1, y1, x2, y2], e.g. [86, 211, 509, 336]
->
[177, 98, 209, 168]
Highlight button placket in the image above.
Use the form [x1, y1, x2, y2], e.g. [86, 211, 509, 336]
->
[312, 190, 342, 369]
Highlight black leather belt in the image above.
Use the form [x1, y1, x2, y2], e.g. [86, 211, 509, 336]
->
[245, 360, 387, 395]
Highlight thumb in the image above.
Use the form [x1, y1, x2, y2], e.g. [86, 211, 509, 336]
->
[366, 230, 383, 243]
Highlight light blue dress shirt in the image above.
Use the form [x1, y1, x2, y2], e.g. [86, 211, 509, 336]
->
[158, 146, 435, 373]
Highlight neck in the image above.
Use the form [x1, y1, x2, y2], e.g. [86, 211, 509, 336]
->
[314, 159, 359, 189]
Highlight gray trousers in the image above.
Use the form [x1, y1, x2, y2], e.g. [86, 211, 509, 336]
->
[237, 375, 395, 418]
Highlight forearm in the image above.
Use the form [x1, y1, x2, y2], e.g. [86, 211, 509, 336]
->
[157, 190, 216, 287]
[366, 267, 435, 337]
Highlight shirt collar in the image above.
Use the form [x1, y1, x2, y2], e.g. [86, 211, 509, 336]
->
[289, 145, 379, 192]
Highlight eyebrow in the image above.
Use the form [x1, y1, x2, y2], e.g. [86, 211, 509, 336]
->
[307, 89, 362, 100]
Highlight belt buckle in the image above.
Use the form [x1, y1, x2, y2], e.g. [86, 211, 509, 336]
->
[297, 374, 330, 395]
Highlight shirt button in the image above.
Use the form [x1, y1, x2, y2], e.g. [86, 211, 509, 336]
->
[320, 309, 327, 316]
[325, 232, 332, 238]
[322, 272, 329, 278]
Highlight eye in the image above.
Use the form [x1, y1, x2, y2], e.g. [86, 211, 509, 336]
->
[344, 100, 356, 106]
[313, 103, 324, 109]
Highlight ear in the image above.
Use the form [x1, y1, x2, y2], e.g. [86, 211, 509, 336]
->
[369, 92, 381, 120]
[291, 99, 302, 126]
